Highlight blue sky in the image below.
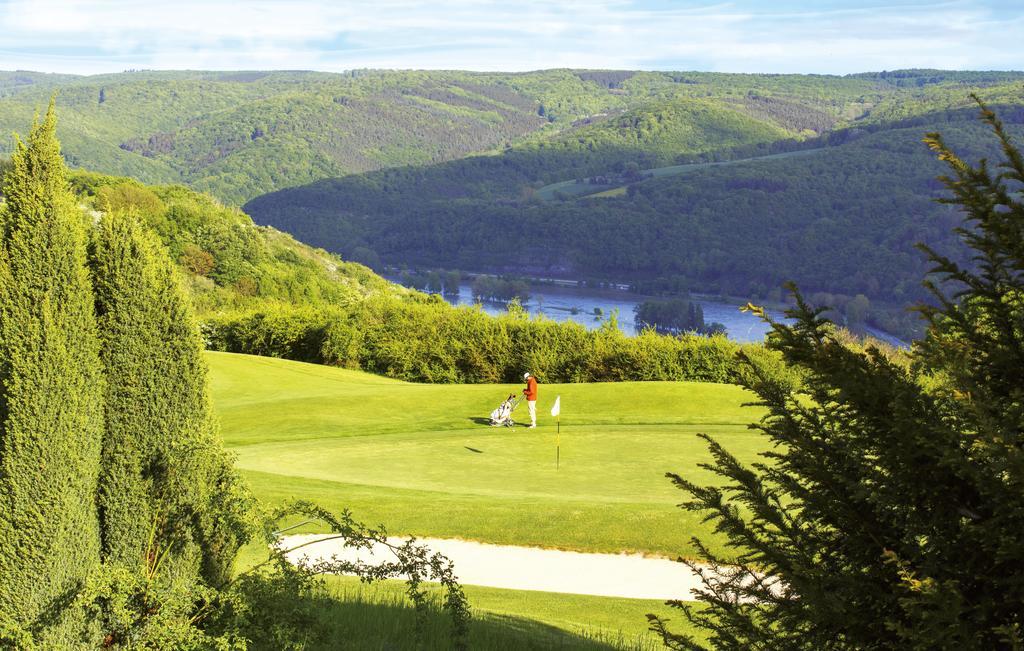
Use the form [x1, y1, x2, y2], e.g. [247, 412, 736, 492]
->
[0, 1, 1021, 75]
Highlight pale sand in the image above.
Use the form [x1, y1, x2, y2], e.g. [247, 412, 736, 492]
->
[278, 534, 703, 600]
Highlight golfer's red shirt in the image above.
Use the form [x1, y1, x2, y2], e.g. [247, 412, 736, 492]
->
[524, 377, 538, 401]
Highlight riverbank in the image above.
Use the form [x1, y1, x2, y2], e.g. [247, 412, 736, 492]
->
[385, 271, 788, 341]
[384, 270, 910, 346]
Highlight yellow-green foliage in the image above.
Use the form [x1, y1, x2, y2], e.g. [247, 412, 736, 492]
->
[206, 296, 797, 387]
[0, 107, 256, 647]
[0, 103, 104, 646]
[95, 182, 165, 216]
[90, 211, 250, 586]
[68, 172, 400, 316]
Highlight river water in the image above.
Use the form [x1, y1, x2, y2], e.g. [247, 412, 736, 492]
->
[440, 281, 785, 342]
[394, 278, 909, 346]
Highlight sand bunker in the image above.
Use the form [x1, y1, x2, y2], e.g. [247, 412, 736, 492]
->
[279, 534, 705, 600]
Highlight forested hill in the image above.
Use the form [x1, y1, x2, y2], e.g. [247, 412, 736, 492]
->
[34, 170, 403, 314]
[0, 70, 546, 204]
[243, 78, 1024, 323]
[5, 68, 1020, 205]
[4, 67, 1024, 335]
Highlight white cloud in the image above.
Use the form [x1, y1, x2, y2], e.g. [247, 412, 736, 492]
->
[0, 0, 1019, 74]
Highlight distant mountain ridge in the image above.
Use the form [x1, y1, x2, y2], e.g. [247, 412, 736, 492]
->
[4, 67, 1024, 343]
[238, 74, 1024, 342]
[6, 68, 1020, 204]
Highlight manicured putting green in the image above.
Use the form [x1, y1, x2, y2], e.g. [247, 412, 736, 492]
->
[208, 351, 767, 558]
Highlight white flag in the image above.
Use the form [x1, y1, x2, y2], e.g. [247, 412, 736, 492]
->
[550, 395, 561, 418]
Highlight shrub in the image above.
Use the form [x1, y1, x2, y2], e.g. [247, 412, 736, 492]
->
[207, 295, 786, 385]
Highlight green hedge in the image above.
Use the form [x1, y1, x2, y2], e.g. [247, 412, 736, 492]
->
[204, 295, 796, 386]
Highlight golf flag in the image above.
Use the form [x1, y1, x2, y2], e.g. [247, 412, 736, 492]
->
[552, 395, 562, 469]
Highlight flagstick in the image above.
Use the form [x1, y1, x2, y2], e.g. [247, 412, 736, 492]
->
[556, 417, 560, 469]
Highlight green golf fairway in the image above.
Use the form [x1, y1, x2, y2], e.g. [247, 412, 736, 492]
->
[208, 351, 767, 558]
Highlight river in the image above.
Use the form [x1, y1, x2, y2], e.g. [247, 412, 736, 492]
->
[425, 280, 786, 342]
[391, 278, 907, 347]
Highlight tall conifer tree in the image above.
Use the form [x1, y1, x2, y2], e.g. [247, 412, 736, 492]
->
[90, 210, 247, 585]
[0, 102, 104, 644]
[653, 100, 1024, 650]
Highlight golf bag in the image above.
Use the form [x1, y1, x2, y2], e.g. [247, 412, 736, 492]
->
[489, 394, 522, 427]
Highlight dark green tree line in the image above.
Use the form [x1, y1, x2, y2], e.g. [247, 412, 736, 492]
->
[634, 299, 725, 335]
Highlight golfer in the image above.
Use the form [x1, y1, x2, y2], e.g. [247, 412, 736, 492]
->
[523, 372, 538, 428]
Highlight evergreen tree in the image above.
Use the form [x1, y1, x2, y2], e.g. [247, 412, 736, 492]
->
[652, 100, 1024, 649]
[0, 102, 104, 645]
[90, 210, 249, 586]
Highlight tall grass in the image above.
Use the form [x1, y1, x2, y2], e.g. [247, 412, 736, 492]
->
[311, 577, 663, 651]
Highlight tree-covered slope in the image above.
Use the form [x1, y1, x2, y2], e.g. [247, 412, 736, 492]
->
[75, 172, 404, 314]
[6, 67, 1009, 204]
[509, 97, 796, 182]
[4, 67, 1022, 330]
[243, 99, 1024, 311]
[0, 162, 404, 317]
[0, 70, 553, 204]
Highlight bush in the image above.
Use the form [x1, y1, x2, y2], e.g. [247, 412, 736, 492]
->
[206, 306, 335, 362]
[179, 244, 216, 276]
[206, 295, 801, 386]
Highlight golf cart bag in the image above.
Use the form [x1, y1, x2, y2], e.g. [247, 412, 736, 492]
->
[489, 394, 521, 427]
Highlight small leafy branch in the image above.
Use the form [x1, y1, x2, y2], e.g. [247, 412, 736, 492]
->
[236, 500, 471, 650]
[71, 501, 471, 650]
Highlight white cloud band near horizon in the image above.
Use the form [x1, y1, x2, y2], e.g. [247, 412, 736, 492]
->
[0, 0, 1021, 76]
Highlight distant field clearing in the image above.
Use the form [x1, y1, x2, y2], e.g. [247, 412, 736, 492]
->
[537, 147, 823, 201]
[588, 186, 628, 198]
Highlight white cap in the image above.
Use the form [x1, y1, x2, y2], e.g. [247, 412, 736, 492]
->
[523, 372, 531, 380]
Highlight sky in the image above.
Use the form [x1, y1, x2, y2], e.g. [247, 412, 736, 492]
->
[0, 0, 1021, 76]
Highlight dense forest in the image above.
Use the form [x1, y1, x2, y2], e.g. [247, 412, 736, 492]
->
[247, 110, 1020, 290]
[4, 68, 1024, 342]
[4, 68, 1021, 204]
[242, 80, 1024, 340]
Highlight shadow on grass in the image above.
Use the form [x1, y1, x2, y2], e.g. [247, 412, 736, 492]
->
[275, 587, 655, 651]
[468, 417, 523, 429]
